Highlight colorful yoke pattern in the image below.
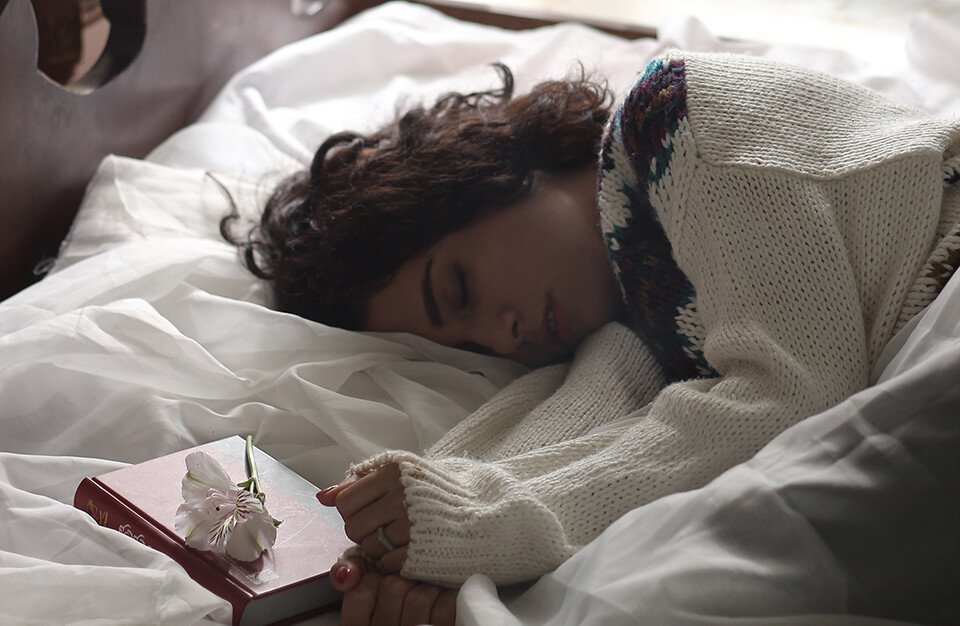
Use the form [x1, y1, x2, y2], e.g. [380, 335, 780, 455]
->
[599, 58, 715, 382]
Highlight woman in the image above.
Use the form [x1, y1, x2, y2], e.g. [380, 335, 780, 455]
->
[225, 51, 960, 625]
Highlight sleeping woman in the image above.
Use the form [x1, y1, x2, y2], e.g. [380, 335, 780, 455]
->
[223, 51, 960, 626]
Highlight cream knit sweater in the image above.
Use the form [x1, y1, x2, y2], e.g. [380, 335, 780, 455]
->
[355, 51, 960, 587]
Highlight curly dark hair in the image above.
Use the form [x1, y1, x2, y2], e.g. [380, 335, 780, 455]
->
[221, 64, 613, 329]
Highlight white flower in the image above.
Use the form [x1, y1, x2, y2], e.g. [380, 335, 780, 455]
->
[174, 451, 279, 562]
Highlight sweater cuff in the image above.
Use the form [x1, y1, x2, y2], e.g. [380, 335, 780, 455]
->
[351, 451, 574, 587]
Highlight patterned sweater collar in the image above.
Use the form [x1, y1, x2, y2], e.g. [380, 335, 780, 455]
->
[598, 58, 715, 382]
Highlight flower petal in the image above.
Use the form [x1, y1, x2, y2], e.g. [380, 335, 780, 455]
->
[225, 506, 279, 561]
[173, 503, 199, 538]
[182, 451, 233, 501]
[230, 488, 264, 523]
[175, 450, 280, 562]
[176, 502, 229, 554]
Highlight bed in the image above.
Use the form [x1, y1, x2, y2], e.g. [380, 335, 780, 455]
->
[1, 0, 958, 624]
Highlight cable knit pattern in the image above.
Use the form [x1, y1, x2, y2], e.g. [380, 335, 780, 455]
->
[352, 51, 960, 587]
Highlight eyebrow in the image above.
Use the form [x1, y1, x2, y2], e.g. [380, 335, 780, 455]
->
[422, 257, 444, 329]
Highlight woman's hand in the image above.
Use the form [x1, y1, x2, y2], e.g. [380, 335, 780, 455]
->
[317, 463, 410, 573]
[318, 463, 452, 624]
[330, 550, 456, 626]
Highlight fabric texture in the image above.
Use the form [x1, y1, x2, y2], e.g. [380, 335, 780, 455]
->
[3, 4, 960, 624]
[355, 323, 664, 584]
[355, 50, 960, 587]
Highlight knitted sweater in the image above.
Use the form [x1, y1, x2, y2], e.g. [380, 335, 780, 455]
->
[355, 51, 960, 587]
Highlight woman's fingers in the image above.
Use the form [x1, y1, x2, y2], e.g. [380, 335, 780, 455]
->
[400, 582, 441, 626]
[319, 465, 413, 591]
[339, 570, 382, 626]
[369, 575, 415, 626]
[336, 463, 403, 518]
[329, 550, 369, 592]
[378, 545, 408, 575]
[361, 575, 453, 626]
[317, 462, 401, 511]
[315, 474, 359, 506]
[346, 534, 406, 576]
[339, 571, 458, 626]
[357, 517, 410, 559]
[430, 590, 458, 626]
[345, 491, 409, 546]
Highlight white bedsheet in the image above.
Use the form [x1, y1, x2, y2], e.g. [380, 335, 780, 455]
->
[1, 2, 958, 624]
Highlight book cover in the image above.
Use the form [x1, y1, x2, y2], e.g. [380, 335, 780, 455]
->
[74, 436, 353, 626]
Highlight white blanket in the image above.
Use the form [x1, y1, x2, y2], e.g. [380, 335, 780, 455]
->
[1, 3, 958, 624]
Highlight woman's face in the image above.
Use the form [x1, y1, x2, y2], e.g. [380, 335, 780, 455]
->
[364, 167, 623, 367]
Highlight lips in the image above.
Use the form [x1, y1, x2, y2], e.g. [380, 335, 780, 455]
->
[546, 307, 558, 338]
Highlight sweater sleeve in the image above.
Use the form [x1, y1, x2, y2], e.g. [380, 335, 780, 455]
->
[359, 299, 864, 588]
[351, 323, 668, 586]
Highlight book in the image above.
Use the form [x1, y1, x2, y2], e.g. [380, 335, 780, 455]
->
[74, 436, 353, 626]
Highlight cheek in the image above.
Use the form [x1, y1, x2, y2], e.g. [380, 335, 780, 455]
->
[363, 270, 423, 334]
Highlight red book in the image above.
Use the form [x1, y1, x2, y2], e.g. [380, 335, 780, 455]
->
[74, 436, 353, 626]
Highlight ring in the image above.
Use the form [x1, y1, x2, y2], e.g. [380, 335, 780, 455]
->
[376, 525, 397, 552]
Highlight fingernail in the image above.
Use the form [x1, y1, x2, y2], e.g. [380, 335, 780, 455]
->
[316, 485, 337, 499]
[334, 564, 350, 585]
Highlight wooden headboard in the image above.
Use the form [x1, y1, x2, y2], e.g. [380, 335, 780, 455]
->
[0, 0, 383, 301]
[0, 0, 653, 301]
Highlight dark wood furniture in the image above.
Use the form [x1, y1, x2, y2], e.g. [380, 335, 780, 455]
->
[0, 0, 652, 301]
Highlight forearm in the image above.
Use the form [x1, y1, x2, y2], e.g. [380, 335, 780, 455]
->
[428, 322, 665, 462]
[347, 323, 665, 585]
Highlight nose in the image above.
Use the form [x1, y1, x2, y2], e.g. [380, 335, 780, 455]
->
[475, 308, 522, 356]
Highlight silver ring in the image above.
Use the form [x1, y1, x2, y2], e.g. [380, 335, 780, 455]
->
[376, 525, 397, 552]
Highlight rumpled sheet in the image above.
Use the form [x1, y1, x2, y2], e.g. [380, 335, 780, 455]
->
[1, 2, 958, 624]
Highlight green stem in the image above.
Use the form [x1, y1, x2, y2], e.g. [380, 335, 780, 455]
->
[244, 435, 264, 502]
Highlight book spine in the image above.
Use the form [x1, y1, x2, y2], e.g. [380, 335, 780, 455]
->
[74, 478, 248, 625]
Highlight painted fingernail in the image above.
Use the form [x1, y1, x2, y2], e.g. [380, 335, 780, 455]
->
[316, 486, 337, 500]
[334, 564, 350, 585]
